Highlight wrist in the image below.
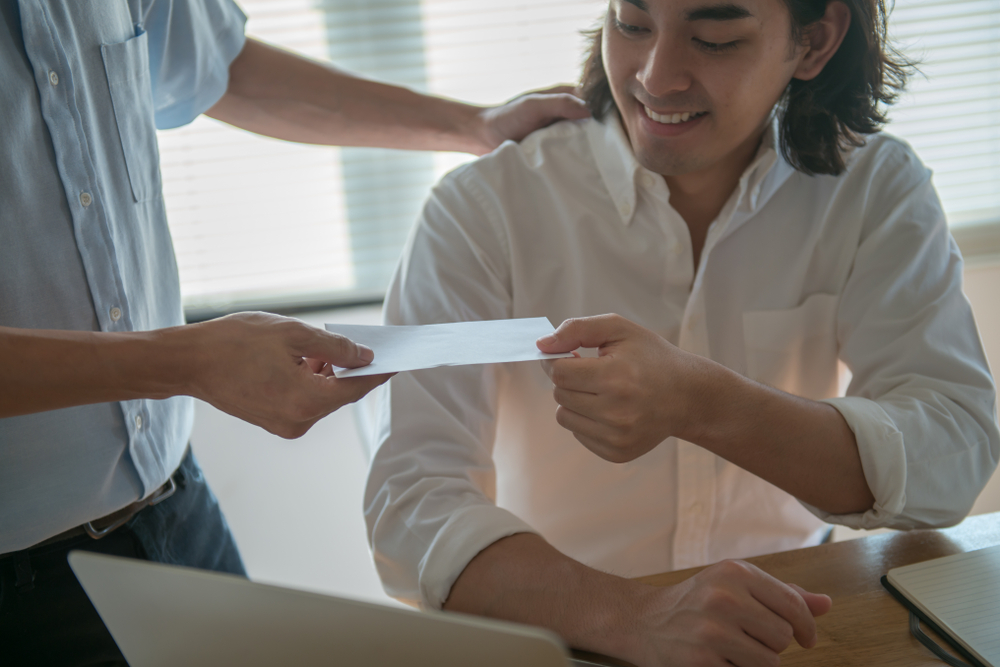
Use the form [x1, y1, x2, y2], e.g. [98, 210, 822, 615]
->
[672, 354, 743, 446]
[450, 101, 494, 155]
[582, 578, 673, 665]
[106, 325, 202, 401]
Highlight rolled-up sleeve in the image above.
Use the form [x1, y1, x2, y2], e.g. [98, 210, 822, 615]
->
[133, 0, 247, 129]
[364, 158, 540, 609]
[811, 147, 999, 530]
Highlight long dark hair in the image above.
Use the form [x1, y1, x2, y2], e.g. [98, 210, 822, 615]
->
[580, 0, 913, 176]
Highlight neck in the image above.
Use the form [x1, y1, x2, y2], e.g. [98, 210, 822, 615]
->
[664, 125, 767, 272]
[664, 126, 767, 228]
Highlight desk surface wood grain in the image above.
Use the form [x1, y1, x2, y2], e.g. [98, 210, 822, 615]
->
[635, 513, 1000, 666]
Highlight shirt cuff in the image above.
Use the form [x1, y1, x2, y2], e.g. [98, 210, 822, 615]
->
[804, 396, 907, 529]
[418, 504, 538, 610]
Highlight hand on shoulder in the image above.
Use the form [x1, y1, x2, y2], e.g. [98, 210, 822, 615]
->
[475, 84, 590, 155]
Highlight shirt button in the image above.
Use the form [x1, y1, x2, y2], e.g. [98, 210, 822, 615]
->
[135, 415, 143, 430]
[686, 314, 700, 331]
[48, 70, 59, 86]
[642, 172, 657, 188]
[80, 192, 93, 207]
[110, 306, 122, 322]
[669, 240, 682, 256]
[619, 202, 632, 217]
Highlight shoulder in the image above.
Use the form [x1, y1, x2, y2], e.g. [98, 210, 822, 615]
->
[844, 131, 930, 184]
[832, 132, 946, 244]
[418, 118, 605, 256]
[784, 131, 936, 224]
[445, 118, 597, 191]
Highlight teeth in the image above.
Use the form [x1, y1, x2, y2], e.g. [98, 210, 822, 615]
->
[644, 106, 704, 124]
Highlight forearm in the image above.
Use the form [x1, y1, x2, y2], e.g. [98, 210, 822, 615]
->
[685, 363, 874, 515]
[0, 326, 192, 418]
[444, 533, 831, 667]
[206, 38, 490, 154]
[443, 533, 651, 661]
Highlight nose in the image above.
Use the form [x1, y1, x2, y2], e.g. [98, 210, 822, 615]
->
[637, 35, 692, 98]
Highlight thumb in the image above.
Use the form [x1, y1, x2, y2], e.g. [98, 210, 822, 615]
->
[537, 314, 629, 354]
[302, 328, 375, 370]
[789, 583, 833, 617]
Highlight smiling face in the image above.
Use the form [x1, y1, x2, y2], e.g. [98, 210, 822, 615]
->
[603, 0, 807, 183]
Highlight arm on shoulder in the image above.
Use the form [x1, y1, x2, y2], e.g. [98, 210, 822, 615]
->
[205, 38, 589, 155]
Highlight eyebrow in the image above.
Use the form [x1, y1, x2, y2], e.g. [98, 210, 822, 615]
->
[685, 3, 754, 21]
[619, 1, 753, 21]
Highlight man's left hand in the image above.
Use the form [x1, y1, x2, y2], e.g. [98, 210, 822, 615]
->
[476, 85, 590, 155]
[537, 314, 709, 463]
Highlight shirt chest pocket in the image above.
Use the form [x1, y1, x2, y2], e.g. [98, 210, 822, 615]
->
[742, 293, 842, 400]
[101, 29, 162, 203]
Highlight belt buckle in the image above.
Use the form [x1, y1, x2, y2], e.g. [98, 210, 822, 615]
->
[84, 476, 177, 540]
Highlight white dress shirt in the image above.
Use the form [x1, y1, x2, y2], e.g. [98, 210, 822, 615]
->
[364, 115, 999, 610]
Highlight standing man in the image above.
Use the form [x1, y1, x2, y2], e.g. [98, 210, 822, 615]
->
[365, 0, 998, 664]
[0, 1, 588, 664]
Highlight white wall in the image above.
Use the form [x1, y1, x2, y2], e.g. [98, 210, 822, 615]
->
[193, 264, 1000, 602]
[950, 262, 1000, 516]
[190, 305, 397, 605]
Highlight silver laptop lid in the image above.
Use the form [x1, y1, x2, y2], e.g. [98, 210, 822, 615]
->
[68, 551, 573, 667]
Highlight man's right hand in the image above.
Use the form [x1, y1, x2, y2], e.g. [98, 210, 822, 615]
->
[621, 559, 831, 667]
[172, 312, 392, 439]
[0, 313, 391, 437]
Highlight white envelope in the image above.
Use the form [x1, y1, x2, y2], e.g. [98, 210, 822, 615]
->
[324, 317, 573, 378]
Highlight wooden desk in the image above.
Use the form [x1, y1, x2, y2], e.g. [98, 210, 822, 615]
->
[636, 513, 1000, 666]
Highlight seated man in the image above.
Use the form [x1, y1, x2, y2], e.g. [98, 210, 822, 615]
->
[364, 0, 999, 664]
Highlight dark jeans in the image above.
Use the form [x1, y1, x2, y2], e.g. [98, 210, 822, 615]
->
[0, 447, 245, 667]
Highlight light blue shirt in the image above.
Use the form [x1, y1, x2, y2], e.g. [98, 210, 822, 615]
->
[0, 0, 246, 553]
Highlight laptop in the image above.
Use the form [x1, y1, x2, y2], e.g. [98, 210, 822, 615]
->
[69, 551, 623, 667]
[882, 544, 1000, 667]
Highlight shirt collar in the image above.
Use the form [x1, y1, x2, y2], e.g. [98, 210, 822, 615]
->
[586, 113, 794, 227]
[586, 114, 644, 226]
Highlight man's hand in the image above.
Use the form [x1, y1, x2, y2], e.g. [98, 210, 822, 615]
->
[536, 314, 706, 463]
[624, 560, 831, 667]
[444, 533, 831, 667]
[537, 313, 876, 514]
[175, 312, 392, 439]
[474, 85, 590, 155]
[0, 313, 391, 436]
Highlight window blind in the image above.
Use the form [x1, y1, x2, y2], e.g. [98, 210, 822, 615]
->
[159, 0, 605, 318]
[157, 0, 1000, 317]
[886, 0, 1000, 227]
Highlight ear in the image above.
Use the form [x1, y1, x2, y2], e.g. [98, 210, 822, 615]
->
[793, 1, 851, 81]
